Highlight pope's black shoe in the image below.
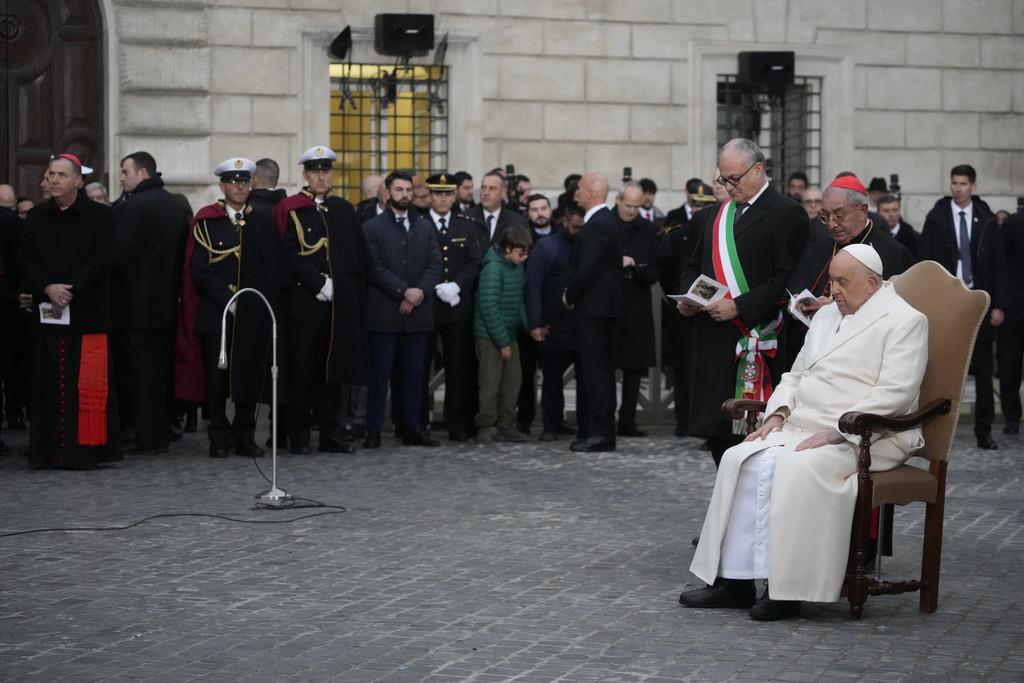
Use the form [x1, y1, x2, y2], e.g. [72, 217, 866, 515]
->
[570, 436, 616, 452]
[320, 437, 356, 454]
[403, 431, 440, 447]
[363, 432, 381, 449]
[678, 578, 756, 608]
[749, 592, 801, 621]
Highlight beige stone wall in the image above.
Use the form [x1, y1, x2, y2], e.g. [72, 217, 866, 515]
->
[107, 0, 1024, 223]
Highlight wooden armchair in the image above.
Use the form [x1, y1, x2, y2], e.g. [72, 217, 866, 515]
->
[723, 261, 989, 619]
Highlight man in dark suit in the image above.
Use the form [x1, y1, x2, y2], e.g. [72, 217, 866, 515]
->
[564, 172, 622, 452]
[465, 170, 528, 250]
[454, 171, 476, 215]
[999, 209, 1024, 435]
[919, 164, 1007, 449]
[111, 151, 189, 454]
[420, 173, 484, 442]
[677, 138, 810, 467]
[362, 170, 444, 448]
[248, 158, 286, 219]
[877, 194, 919, 259]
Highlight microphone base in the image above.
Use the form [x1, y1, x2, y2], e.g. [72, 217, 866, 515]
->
[254, 487, 293, 508]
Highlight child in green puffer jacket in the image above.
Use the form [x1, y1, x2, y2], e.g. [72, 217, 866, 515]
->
[474, 225, 533, 444]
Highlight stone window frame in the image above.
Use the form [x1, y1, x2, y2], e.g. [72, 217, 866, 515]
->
[688, 41, 854, 184]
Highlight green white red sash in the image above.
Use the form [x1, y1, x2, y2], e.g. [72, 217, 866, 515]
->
[710, 201, 780, 411]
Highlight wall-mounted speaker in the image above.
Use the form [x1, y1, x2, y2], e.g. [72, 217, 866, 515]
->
[374, 14, 435, 56]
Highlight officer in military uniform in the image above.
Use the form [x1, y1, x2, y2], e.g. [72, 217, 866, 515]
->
[274, 146, 370, 455]
[420, 173, 485, 441]
[178, 158, 289, 458]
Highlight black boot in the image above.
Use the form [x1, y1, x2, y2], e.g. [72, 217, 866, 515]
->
[679, 578, 756, 608]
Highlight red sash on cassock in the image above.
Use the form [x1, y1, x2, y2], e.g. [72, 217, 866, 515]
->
[78, 333, 108, 445]
[272, 192, 316, 239]
[173, 202, 228, 403]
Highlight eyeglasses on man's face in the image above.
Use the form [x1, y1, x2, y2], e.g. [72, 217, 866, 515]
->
[715, 162, 759, 188]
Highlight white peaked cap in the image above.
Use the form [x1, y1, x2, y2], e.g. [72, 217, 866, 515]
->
[840, 243, 883, 276]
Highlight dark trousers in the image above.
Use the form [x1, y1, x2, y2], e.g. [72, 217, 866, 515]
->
[707, 435, 743, 468]
[368, 331, 427, 434]
[1, 298, 31, 423]
[618, 368, 645, 427]
[201, 334, 255, 448]
[422, 321, 476, 435]
[669, 317, 692, 432]
[287, 318, 341, 447]
[516, 331, 539, 429]
[576, 318, 617, 438]
[972, 334, 996, 438]
[116, 329, 171, 450]
[999, 319, 1024, 425]
[540, 347, 588, 435]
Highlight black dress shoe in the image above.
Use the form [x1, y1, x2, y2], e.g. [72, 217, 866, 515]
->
[556, 422, 576, 435]
[209, 445, 230, 458]
[320, 438, 356, 454]
[678, 578, 756, 608]
[448, 431, 469, 442]
[570, 436, 616, 452]
[236, 441, 265, 458]
[363, 432, 381, 449]
[749, 594, 801, 621]
[617, 424, 648, 437]
[539, 431, 557, 442]
[977, 434, 999, 450]
[1003, 423, 1019, 435]
[403, 431, 440, 447]
[698, 440, 711, 451]
[691, 535, 700, 547]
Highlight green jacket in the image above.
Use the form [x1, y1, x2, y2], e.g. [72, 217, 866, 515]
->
[474, 246, 527, 348]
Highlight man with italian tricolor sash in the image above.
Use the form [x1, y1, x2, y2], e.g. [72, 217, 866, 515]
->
[676, 138, 811, 468]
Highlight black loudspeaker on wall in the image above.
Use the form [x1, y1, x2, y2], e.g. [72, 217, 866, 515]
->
[737, 51, 795, 87]
[375, 14, 435, 56]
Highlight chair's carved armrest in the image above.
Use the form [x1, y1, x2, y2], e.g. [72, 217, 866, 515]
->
[839, 398, 951, 437]
[722, 399, 768, 419]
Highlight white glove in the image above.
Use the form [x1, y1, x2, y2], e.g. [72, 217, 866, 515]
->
[444, 282, 461, 299]
[316, 277, 334, 302]
[448, 294, 461, 307]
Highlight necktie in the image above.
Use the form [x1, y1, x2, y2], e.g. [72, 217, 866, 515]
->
[486, 214, 495, 237]
[439, 217, 447, 234]
[735, 202, 749, 216]
[959, 210, 973, 286]
[397, 214, 407, 231]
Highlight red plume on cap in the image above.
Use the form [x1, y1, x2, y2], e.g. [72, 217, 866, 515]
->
[828, 175, 868, 195]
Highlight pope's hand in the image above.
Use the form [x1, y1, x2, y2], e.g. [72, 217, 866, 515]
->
[794, 428, 846, 451]
[744, 414, 784, 442]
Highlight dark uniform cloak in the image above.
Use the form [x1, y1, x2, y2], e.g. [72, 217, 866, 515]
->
[275, 191, 370, 385]
[617, 213, 661, 370]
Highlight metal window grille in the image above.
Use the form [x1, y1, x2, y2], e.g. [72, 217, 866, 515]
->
[329, 63, 449, 204]
[716, 74, 822, 188]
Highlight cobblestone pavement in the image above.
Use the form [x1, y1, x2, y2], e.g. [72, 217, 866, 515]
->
[0, 422, 1021, 682]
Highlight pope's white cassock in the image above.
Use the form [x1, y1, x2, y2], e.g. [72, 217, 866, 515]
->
[690, 280, 929, 603]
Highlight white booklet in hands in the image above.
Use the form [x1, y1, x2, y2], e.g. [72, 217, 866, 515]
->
[787, 288, 817, 328]
[39, 302, 70, 325]
[668, 274, 729, 308]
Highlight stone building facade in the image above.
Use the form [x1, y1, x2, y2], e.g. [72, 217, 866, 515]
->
[68, 0, 1024, 220]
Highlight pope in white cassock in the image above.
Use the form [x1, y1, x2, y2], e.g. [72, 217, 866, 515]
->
[679, 243, 929, 621]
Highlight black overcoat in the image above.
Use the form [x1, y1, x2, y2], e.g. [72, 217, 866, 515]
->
[617, 212, 660, 369]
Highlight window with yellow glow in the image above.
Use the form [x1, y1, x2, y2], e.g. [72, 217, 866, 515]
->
[329, 63, 448, 204]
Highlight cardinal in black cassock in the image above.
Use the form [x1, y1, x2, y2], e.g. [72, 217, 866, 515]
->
[781, 175, 915, 372]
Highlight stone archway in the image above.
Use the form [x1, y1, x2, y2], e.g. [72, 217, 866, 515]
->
[1, 0, 105, 200]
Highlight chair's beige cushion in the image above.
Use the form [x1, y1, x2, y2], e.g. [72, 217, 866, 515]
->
[892, 261, 989, 463]
[871, 465, 938, 506]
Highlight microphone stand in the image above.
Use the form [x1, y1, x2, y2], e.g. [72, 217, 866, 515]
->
[219, 287, 291, 507]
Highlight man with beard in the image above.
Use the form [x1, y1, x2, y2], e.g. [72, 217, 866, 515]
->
[781, 175, 914, 371]
[516, 194, 556, 434]
[614, 182, 660, 437]
[454, 171, 475, 214]
[111, 151, 189, 454]
[273, 146, 370, 454]
[362, 170, 443, 448]
[527, 203, 587, 441]
[20, 154, 121, 468]
[175, 158, 290, 458]
[420, 173, 484, 441]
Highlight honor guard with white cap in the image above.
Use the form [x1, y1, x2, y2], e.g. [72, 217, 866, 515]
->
[416, 173, 484, 441]
[174, 157, 290, 459]
[273, 145, 370, 454]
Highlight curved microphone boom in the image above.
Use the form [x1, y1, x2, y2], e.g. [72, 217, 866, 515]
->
[219, 288, 291, 507]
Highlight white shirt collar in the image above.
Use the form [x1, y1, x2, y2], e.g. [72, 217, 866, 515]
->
[375, 203, 384, 215]
[744, 180, 771, 208]
[429, 209, 450, 226]
[890, 222, 901, 237]
[533, 225, 552, 236]
[951, 199, 973, 229]
[484, 206, 501, 222]
[583, 204, 605, 224]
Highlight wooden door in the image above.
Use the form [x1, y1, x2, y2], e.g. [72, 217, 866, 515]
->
[1, 0, 104, 201]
